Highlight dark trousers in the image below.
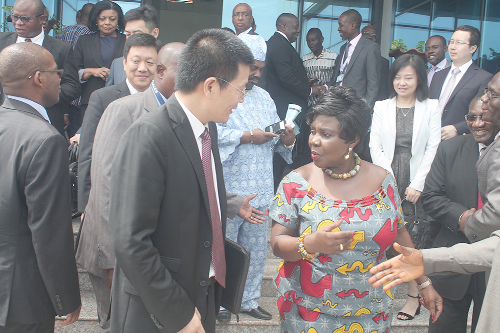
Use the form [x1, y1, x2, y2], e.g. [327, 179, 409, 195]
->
[0, 318, 55, 333]
[428, 272, 486, 333]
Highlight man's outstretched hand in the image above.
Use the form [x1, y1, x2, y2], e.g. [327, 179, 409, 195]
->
[368, 243, 425, 290]
[237, 193, 266, 224]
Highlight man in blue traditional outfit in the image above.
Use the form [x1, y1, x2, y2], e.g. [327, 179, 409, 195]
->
[216, 33, 296, 322]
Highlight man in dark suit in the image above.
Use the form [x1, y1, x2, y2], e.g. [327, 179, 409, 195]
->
[0, 0, 80, 136]
[261, 13, 323, 188]
[78, 33, 160, 215]
[429, 25, 493, 140]
[361, 25, 389, 101]
[425, 35, 451, 87]
[108, 29, 254, 333]
[328, 9, 381, 108]
[0, 42, 81, 333]
[422, 96, 498, 333]
[105, 4, 160, 87]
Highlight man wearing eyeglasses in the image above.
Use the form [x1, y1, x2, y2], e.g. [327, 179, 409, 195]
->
[0, 0, 80, 137]
[421, 94, 499, 333]
[360, 25, 390, 101]
[0, 42, 82, 333]
[429, 25, 493, 141]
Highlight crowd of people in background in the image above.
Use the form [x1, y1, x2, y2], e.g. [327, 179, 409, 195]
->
[0, 0, 499, 333]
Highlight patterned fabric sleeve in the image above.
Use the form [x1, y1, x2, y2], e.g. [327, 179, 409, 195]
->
[216, 123, 244, 163]
[386, 172, 405, 229]
[269, 173, 307, 229]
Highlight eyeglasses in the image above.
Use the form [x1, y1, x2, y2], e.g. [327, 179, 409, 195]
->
[484, 88, 500, 100]
[465, 114, 484, 122]
[362, 31, 378, 39]
[27, 69, 64, 80]
[10, 13, 44, 23]
[215, 77, 248, 99]
[448, 40, 469, 46]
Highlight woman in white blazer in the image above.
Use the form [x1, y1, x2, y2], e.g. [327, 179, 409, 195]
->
[370, 54, 441, 321]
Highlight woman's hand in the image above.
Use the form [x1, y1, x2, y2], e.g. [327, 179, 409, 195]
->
[304, 218, 354, 255]
[83, 67, 110, 81]
[405, 187, 421, 204]
[419, 284, 443, 323]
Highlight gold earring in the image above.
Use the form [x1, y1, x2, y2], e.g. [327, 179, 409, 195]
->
[344, 147, 352, 160]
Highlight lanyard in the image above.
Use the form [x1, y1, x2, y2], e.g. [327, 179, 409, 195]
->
[151, 81, 166, 106]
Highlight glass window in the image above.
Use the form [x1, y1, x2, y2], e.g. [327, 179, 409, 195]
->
[395, 0, 431, 28]
[480, 0, 500, 73]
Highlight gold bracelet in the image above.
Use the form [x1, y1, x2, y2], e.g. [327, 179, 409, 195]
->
[284, 137, 296, 149]
[297, 231, 318, 260]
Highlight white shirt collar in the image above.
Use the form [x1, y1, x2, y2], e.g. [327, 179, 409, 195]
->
[433, 58, 448, 70]
[7, 95, 51, 123]
[277, 31, 289, 42]
[175, 92, 208, 138]
[451, 59, 473, 74]
[125, 78, 139, 95]
[348, 32, 362, 49]
[239, 27, 252, 36]
[17, 30, 44, 46]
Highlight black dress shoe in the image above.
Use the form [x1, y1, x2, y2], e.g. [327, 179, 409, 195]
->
[216, 309, 231, 323]
[241, 306, 272, 320]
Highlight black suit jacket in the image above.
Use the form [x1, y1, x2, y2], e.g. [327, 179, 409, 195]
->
[0, 32, 81, 134]
[0, 98, 80, 325]
[378, 56, 390, 101]
[78, 80, 130, 212]
[74, 32, 126, 105]
[261, 32, 310, 120]
[328, 36, 381, 108]
[429, 63, 493, 135]
[421, 134, 481, 300]
[108, 95, 227, 333]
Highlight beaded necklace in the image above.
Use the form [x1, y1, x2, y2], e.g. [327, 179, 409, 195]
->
[323, 153, 361, 179]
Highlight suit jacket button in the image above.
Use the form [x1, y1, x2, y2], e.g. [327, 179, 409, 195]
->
[472, 234, 477, 239]
[200, 280, 207, 287]
[204, 241, 211, 248]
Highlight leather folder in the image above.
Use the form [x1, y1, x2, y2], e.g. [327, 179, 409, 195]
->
[221, 238, 251, 314]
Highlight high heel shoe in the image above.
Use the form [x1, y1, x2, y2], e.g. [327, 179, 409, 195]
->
[397, 294, 421, 321]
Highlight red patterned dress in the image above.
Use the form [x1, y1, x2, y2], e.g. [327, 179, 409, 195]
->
[269, 170, 403, 333]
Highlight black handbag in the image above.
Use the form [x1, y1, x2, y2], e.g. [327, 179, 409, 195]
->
[405, 204, 441, 249]
[68, 141, 80, 219]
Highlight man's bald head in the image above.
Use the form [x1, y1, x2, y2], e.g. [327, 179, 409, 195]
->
[0, 43, 53, 91]
[156, 42, 185, 99]
[361, 25, 378, 42]
[276, 13, 300, 43]
[14, 0, 45, 15]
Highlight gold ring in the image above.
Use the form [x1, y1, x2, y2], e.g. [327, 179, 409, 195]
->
[339, 244, 344, 251]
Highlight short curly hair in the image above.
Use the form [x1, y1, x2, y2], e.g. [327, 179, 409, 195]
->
[88, 0, 124, 33]
[306, 86, 371, 149]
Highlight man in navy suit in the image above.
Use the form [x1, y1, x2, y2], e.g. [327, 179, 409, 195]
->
[260, 13, 324, 188]
[429, 25, 493, 140]
[0, 0, 80, 136]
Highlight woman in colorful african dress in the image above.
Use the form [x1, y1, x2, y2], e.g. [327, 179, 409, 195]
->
[269, 86, 442, 333]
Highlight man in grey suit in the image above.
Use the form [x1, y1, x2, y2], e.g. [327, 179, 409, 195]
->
[0, 0, 81, 136]
[78, 33, 161, 215]
[369, 72, 500, 333]
[361, 25, 389, 101]
[421, 96, 497, 333]
[0, 42, 81, 332]
[105, 5, 160, 87]
[327, 9, 381, 108]
[460, 71, 500, 242]
[108, 29, 254, 333]
[425, 35, 451, 87]
[76, 33, 160, 332]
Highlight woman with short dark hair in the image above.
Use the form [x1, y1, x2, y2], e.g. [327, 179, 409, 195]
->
[269, 86, 442, 333]
[370, 54, 441, 321]
[74, 0, 125, 120]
